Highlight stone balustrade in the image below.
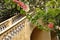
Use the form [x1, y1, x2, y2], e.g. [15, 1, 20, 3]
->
[0, 17, 25, 40]
[0, 14, 24, 32]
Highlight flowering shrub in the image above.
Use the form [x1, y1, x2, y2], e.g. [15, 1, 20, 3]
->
[0, 0, 28, 22]
[13, 0, 29, 12]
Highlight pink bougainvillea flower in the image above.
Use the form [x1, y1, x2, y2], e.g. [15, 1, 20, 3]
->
[48, 22, 54, 29]
[18, 1, 27, 10]
[13, 0, 29, 12]
[18, 1, 29, 12]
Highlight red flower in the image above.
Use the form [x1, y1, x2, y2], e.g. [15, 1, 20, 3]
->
[18, 1, 27, 10]
[13, 0, 29, 12]
[48, 22, 54, 28]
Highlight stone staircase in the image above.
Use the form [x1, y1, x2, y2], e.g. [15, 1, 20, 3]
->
[0, 14, 26, 40]
[0, 13, 59, 40]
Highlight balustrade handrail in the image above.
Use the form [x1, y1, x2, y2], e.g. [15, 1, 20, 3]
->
[0, 14, 18, 25]
[0, 12, 33, 35]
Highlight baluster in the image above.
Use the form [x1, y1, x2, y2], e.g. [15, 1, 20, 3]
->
[0, 25, 6, 32]
[4, 37, 10, 40]
[1, 27, 3, 31]
[20, 25, 23, 29]
[12, 29, 17, 36]
[2, 26, 5, 30]
[0, 25, 3, 31]
[21, 23, 24, 28]
[16, 28, 20, 33]
[4, 25, 6, 29]
[7, 34, 12, 39]
[9, 31, 14, 38]
[2, 25, 6, 30]
[18, 25, 22, 31]
[13, 30, 17, 34]
[10, 31, 15, 36]
[0, 27, 2, 31]
[15, 27, 20, 33]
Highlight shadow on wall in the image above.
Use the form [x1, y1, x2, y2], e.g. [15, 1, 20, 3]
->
[30, 27, 51, 40]
[30, 27, 41, 40]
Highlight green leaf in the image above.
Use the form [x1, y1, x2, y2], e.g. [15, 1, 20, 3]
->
[20, 9, 26, 14]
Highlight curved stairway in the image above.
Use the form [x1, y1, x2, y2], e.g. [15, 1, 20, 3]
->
[0, 14, 26, 40]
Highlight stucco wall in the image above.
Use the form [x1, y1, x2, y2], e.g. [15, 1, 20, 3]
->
[11, 19, 51, 40]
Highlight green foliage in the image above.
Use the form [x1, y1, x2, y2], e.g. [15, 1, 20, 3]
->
[26, 0, 60, 31]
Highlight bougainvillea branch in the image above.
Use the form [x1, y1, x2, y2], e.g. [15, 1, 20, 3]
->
[13, 0, 29, 12]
